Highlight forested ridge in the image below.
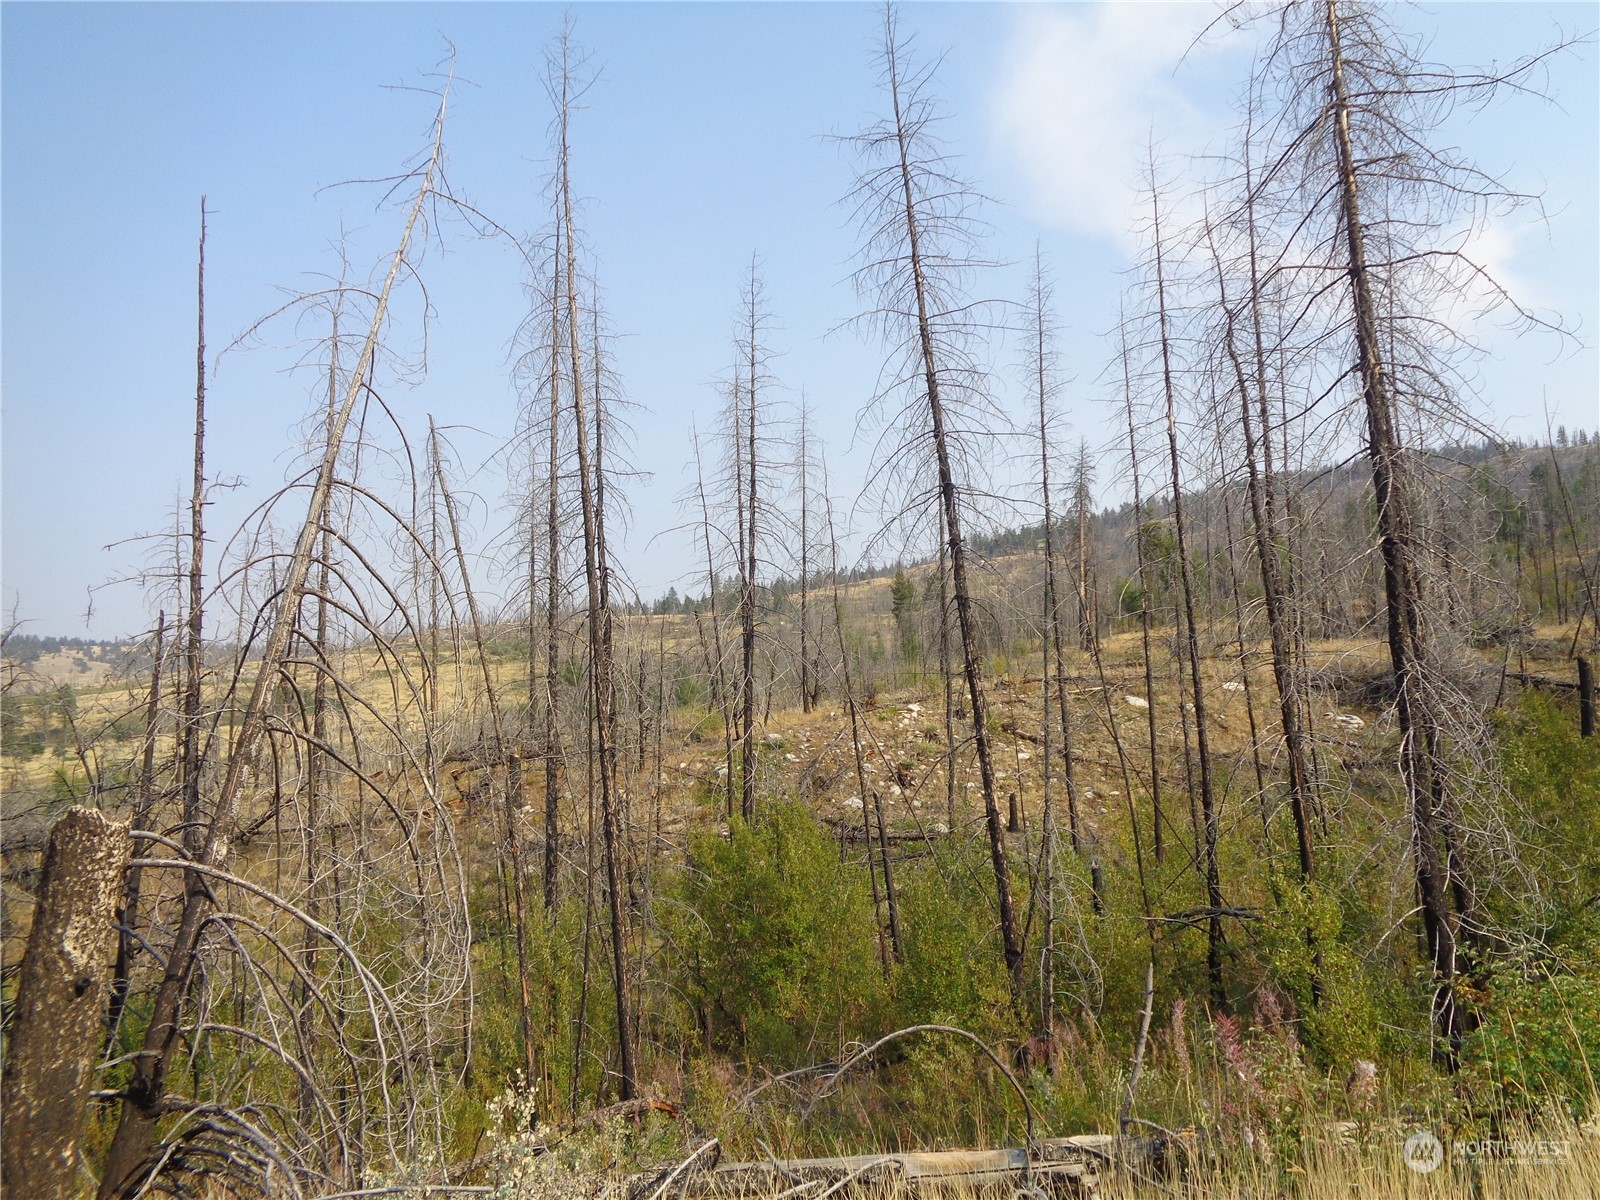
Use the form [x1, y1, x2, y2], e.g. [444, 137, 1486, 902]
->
[3, 4, 1598, 1198]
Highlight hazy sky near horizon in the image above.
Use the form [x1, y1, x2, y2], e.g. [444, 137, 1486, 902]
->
[3, 1, 1596, 641]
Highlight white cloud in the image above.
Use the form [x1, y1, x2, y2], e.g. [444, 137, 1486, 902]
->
[991, 2, 1256, 251]
[1454, 218, 1545, 317]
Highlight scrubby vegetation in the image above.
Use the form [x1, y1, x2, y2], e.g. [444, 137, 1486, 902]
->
[3, 2, 1597, 1197]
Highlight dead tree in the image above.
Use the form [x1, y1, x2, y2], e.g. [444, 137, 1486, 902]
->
[1144, 170, 1227, 1006]
[688, 426, 738, 817]
[1024, 250, 1082, 1037]
[433, 421, 536, 1086]
[551, 26, 638, 1099]
[794, 401, 823, 713]
[1116, 315, 1167, 867]
[99, 83, 466, 1197]
[733, 262, 776, 821]
[179, 199, 209, 871]
[1204, 206, 1318, 889]
[514, 226, 571, 914]
[824, 471, 901, 968]
[1070, 441, 1098, 654]
[1238, 0, 1570, 1056]
[845, 2, 1024, 994]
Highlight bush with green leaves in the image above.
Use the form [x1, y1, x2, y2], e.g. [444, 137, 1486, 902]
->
[1463, 960, 1600, 1121]
[1455, 694, 1600, 1120]
[667, 802, 887, 1065]
[1495, 692, 1600, 952]
[891, 838, 1017, 1039]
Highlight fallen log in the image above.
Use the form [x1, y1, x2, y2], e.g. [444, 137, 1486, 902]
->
[1506, 670, 1580, 692]
[822, 820, 946, 846]
[626, 1133, 1183, 1200]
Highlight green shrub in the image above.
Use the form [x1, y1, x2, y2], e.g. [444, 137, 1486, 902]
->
[1496, 693, 1600, 951]
[1463, 960, 1600, 1120]
[1260, 882, 1382, 1071]
[668, 802, 886, 1065]
[892, 840, 1016, 1040]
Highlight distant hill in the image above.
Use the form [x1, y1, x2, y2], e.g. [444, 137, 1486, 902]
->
[1, 634, 144, 692]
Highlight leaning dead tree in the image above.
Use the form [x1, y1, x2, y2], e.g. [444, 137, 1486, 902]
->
[844, 3, 1023, 993]
[1201, 183, 1319, 896]
[98, 80, 471, 1198]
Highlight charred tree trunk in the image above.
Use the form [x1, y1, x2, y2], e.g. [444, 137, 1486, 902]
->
[556, 51, 637, 1097]
[1325, 0, 1479, 1055]
[880, 12, 1022, 991]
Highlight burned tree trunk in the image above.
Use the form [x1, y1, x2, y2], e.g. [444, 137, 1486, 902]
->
[848, 4, 1024, 993]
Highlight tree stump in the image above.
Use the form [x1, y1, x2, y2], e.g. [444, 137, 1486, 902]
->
[3, 806, 130, 1198]
[1579, 657, 1594, 738]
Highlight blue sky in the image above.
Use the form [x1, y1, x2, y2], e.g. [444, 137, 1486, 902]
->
[3, 2, 1595, 640]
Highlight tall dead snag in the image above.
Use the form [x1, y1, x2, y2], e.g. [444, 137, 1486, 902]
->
[1024, 250, 1083, 1038]
[1026, 254, 1083, 860]
[517, 227, 569, 914]
[1145, 171, 1226, 1007]
[823, 470, 898, 970]
[1117, 318, 1166, 867]
[3, 808, 130, 1199]
[734, 262, 774, 822]
[551, 28, 637, 1098]
[795, 402, 821, 713]
[432, 421, 536, 1087]
[543, 286, 566, 913]
[1070, 442, 1098, 655]
[1324, 0, 1467, 1049]
[180, 198, 209, 868]
[1203, 189, 1319, 947]
[1239, 0, 1568, 1056]
[687, 427, 737, 817]
[846, 3, 1022, 991]
[294, 300, 340, 1139]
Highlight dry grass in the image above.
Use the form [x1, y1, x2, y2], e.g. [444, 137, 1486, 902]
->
[1098, 1122, 1600, 1199]
[503, 1122, 1600, 1200]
